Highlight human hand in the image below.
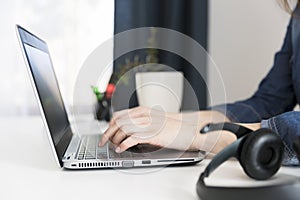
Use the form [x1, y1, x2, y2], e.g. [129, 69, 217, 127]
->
[99, 106, 233, 153]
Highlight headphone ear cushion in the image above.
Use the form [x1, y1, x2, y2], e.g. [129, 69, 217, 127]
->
[239, 129, 283, 180]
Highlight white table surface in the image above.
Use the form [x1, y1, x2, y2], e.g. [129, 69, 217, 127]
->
[1, 116, 300, 200]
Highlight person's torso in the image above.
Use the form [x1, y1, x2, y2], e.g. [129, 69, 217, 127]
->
[290, 10, 300, 105]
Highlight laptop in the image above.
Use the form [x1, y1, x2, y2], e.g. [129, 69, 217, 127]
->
[16, 25, 204, 169]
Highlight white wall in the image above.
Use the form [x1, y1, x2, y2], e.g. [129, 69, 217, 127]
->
[208, 0, 290, 106]
[0, 0, 114, 116]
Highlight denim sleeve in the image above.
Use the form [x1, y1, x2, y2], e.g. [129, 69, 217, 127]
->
[261, 111, 300, 166]
[212, 18, 297, 123]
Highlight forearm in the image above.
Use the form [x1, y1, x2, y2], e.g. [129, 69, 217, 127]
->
[190, 110, 261, 153]
[239, 122, 261, 131]
[168, 110, 260, 154]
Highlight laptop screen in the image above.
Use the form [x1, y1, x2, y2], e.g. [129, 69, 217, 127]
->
[17, 26, 72, 167]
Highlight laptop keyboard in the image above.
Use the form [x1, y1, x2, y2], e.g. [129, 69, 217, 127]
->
[76, 135, 142, 160]
[77, 135, 104, 160]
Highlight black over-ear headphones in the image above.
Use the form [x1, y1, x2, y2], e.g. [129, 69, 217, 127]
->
[196, 122, 300, 200]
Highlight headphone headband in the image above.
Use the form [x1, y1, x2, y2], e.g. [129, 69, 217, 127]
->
[200, 122, 253, 138]
[201, 137, 243, 179]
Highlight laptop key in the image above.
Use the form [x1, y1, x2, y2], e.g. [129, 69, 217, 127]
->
[78, 156, 84, 160]
[85, 156, 96, 159]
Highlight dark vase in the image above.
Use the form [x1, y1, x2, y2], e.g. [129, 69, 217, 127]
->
[95, 97, 112, 121]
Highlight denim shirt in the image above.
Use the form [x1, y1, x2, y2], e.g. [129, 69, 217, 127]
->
[213, 10, 300, 165]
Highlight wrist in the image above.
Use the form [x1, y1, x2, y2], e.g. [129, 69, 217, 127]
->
[189, 111, 231, 152]
[239, 123, 261, 131]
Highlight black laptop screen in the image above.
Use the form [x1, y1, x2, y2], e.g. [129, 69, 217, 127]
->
[17, 26, 72, 166]
[24, 44, 69, 144]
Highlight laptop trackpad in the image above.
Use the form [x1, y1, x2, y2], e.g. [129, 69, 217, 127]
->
[127, 144, 162, 153]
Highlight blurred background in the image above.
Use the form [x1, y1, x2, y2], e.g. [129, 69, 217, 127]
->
[1, 0, 114, 116]
[0, 0, 291, 117]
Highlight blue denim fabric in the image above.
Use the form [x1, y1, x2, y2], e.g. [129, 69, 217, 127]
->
[261, 111, 300, 166]
[212, 10, 300, 166]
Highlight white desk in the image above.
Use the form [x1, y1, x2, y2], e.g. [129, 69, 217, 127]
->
[1, 116, 300, 200]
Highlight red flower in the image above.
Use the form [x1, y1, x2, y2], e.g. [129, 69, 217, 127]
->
[105, 83, 115, 98]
